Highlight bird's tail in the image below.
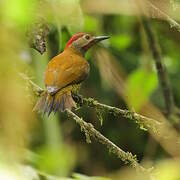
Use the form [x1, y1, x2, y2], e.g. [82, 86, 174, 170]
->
[33, 90, 76, 116]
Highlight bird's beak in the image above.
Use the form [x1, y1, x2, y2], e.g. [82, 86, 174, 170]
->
[94, 35, 110, 43]
[82, 35, 110, 52]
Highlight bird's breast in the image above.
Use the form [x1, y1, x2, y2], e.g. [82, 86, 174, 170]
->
[44, 48, 90, 90]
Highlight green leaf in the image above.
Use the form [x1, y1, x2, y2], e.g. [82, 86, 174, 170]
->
[126, 69, 158, 111]
[110, 34, 132, 51]
[84, 16, 99, 32]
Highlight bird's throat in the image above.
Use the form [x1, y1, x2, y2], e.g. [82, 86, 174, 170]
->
[68, 45, 86, 57]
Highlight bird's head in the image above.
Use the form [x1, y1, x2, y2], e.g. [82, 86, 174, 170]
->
[65, 32, 109, 55]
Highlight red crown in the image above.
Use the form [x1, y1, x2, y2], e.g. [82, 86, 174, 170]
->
[65, 32, 86, 49]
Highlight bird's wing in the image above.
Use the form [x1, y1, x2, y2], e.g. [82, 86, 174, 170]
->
[44, 50, 89, 94]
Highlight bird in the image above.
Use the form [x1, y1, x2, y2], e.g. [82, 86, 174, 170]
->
[33, 32, 109, 116]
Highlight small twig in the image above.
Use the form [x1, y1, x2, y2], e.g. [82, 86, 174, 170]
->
[147, 1, 180, 32]
[66, 109, 148, 173]
[142, 18, 175, 116]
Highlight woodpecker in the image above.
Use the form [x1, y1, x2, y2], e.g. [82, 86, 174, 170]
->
[34, 32, 109, 116]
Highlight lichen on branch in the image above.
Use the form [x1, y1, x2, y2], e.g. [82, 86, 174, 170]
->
[27, 20, 50, 54]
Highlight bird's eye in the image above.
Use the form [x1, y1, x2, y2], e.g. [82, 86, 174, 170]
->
[85, 35, 90, 40]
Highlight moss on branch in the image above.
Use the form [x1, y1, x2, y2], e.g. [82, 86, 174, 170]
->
[20, 73, 154, 173]
[27, 20, 50, 54]
[21, 73, 161, 135]
[72, 94, 161, 134]
[66, 109, 148, 173]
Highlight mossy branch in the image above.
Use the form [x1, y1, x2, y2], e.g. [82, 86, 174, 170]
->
[73, 94, 161, 135]
[19, 73, 44, 96]
[21, 73, 160, 135]
[66, 109, 148, 172]
[20, 73, 152, 173]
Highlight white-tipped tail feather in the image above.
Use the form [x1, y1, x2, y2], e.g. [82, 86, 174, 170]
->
[33, 90, 76, 116]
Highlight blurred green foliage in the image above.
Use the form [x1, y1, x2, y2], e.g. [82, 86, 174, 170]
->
[0, 0, 180, 179]
[110, 34, 132, 51]
[2, 0, 35, 30]
[127, 68, 158, 110]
